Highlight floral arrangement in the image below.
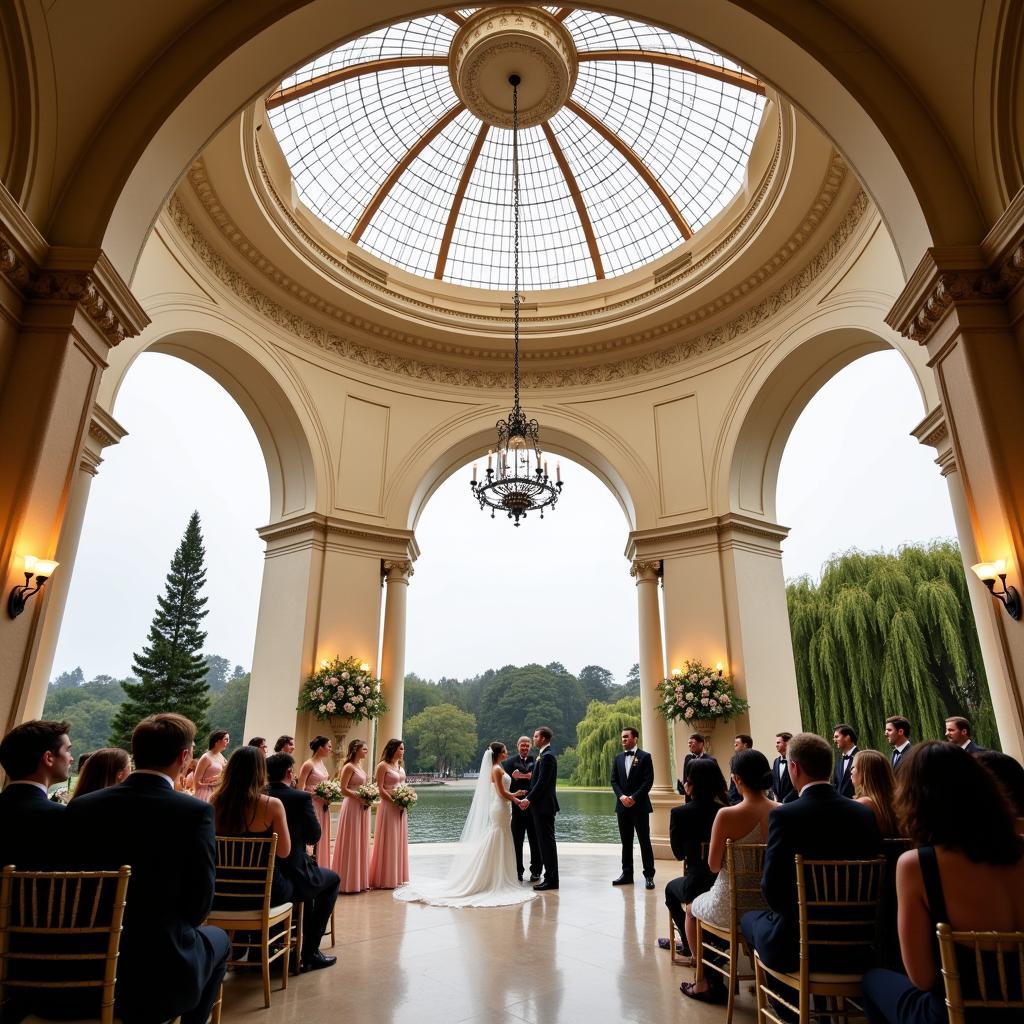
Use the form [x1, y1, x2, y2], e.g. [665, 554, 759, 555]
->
[655, 659, 749, 724]
[314, 779, 344, 804]
[390, 783, 418, 811]
[356, 782, 380, 808]
[297, 655, 388, 723]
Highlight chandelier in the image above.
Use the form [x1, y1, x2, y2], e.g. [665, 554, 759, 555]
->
[470, 74, 564, 527]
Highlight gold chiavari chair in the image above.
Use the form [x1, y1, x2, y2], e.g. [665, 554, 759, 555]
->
[668, 841, 709, 967]
[0, 865, 130, 1024]
[205, 835, 292, 1009]
[754, 855, 886, 1024]
[937, 922, 1024, 1023]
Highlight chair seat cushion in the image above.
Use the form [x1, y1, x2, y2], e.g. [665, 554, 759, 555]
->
[208, 902, 292, 921]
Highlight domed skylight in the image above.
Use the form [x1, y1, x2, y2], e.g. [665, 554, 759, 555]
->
[267, 7, 766, 291]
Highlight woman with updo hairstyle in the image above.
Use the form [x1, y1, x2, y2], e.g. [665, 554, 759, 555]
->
[331, 738, 371, 892]
[851, 748, 899, 836]
[682, 749, 774, 1001]
[193, 729, 230, 802]
[71, 747, 131, 799]
[976, 749, 1024, 830]
[297, 734, 334, 869]
[369, 738, 410, 889]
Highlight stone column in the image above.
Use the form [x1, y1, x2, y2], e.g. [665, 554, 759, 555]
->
[376, 559, 413, 756]
[630, 558, 674, 857]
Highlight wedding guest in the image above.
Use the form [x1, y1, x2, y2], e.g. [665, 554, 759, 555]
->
[772, 732, 794, 802]
[861, 741, 1024, 1024]
[0, 719, 72, 868]
[727, 735, 754, 804]
[885, 715, 913, 773]
[370, 738, 410, 890]
[850, 748, 898, 836]
[677, 733, 717, 797]
[66, 713, 229, 1024]
[67, 751, 92, 799]
[944, 716, 983, 753]
[975, 750, 1024, 827]
[180, 754, 198, 794]
[274, 735, 295, 754]
[193, 729, 230, 801]
[297, 735, 333, 869]
[70, 747, 130, 800]
[331, 738, 371, 892]
[502, 736, 541, 882]
[660, 758, 727, 955]
[682, 749, 774, 1001]
[247, 736, 268, 755]
[265, 753, 339, 972]
[611, 727, 655, 888]
[832, 723, 859, 797]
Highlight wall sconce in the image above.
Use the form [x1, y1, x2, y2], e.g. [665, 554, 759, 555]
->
[8, 556, 59, 619]
[971, 560, 1021, 620]
[671, 667, 682, 678]
[715, 662, 725, 677]
[359, 662, 370, 673]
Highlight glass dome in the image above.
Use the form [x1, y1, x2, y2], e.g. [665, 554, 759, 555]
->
[267, 7, 766, 291]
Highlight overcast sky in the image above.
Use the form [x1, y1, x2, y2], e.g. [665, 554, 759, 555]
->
[52, 349, 955, 686]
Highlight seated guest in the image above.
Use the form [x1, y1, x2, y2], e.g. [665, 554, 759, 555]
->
[660, 759, 728, 954]
[70, 747, 130, 800]
[975, 749, 1024, 833]
[741, 732, 882, 976]
[862, 741, 1024, 1024]
[0, 719, 72, 868]
[677, 733, 717, 797]
[65, 713, 230, 1024]
[885, 715, 913, 773]
[772, 732, 794, 802]
[832, 723, 859, 798]
[265, 753, 340, 972]
[67, 751, 93, 799]
[727, 735, 753, 804]
[682, 749, 775, 1002]
[851, 749, 899, 836]
[274, 735, 296, 754]
[247, 736, 268, 755]
[944, 716, 983, 753]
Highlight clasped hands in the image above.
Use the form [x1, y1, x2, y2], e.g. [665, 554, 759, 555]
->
[619, 795, 636, 808]
[513, 789, 529, 809]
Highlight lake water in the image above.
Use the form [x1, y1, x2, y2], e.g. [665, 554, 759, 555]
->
[404, 785, 619, 844]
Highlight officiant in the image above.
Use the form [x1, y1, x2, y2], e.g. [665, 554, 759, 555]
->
[502, 736, 542, 882]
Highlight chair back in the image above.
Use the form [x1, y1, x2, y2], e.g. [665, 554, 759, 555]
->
[213, 835, 278, 915]
[726, 841, 768, 934]
[0, 865, 130, 1024]
[936, 923, 1024, 1023]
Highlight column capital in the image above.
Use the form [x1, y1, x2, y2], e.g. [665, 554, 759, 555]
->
[382, 559, 415, 582]
[910, 405, 958, 477]
[630, 559, 662, 582]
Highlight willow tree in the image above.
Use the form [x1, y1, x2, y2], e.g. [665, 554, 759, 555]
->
[570, 697, 642, 786]
[787, 541, 996, 751]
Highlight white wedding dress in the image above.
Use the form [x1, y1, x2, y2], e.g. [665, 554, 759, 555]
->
[394, 767, 538, 908]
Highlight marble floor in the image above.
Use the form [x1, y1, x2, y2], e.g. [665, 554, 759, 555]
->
[221, 844, 757, 1024]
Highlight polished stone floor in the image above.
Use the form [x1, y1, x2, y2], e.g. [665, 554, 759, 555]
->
[221, 844, 757, 1024]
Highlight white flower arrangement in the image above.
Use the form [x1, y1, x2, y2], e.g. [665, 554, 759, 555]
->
[297, 655, 388, 723]
[655, 659, 749, 724]
[356, 782, 380, 807]
[390, 782, 418, 810]
[314, 779, 345, 803]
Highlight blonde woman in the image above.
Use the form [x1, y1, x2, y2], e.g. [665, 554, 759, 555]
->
[851, 748, 898, 837]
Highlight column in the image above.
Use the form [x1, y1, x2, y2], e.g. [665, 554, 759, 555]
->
[630, 558, 674, 857]
[376, 559, 413, 755]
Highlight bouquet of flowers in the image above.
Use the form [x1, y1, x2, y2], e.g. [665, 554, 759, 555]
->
[356, 782, 380, 808]
[390, 783, 418, 811]
[655, 659, 749, 724]
[297, 655, 388, 723]
[314, 779, 344, 803]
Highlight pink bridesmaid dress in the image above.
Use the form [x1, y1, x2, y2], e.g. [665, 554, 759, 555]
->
[369, 764, 410, 889]
[331, 766, 370, 893]
[303, 758, 332, 870]
[193, 755, 224, 803]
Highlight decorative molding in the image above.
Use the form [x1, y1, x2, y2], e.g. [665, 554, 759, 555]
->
[627, 513, 791, 561]
[88, 406, 128, 450]
[910, 406, 949, 451]
[382, 559, 415, 580]
[630, 559, 662, 579]
[258, 512, 419, 559]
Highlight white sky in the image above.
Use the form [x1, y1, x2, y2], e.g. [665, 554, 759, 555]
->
[53, 349, 956, 686]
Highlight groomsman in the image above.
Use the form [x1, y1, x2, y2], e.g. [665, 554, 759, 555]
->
[945, 716, 983, 753]
[610, 728, 655, 889]
[676, 733, 717, 797]
[832, 723, 859, 798]
[728, 735, 753, 804]
[502, 736, 541, 882]
[771, 732, 794, 802]
[885, 716, 913, 772]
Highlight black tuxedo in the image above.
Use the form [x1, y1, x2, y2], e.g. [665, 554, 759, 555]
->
[771, 757, 794, 802]
[962, 739, 983, 754]
[65, 772, 230, 1024]
[611, 747, 655, 879]
[832, 746, 858, 798]
[525, 747, 559, 885]
[890, 743, 911, 774]
[502, 754, 540, 878]
[266, 783, 339, 962]
[677, 752, 717, 797]
[741, 784, 882, 974]
[0, 782, 65, 869]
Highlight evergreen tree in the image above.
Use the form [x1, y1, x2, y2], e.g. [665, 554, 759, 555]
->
[110, 512, 212, 746]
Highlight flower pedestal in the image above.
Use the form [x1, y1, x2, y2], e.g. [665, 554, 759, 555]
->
[693, 719, 717, 754]
[326, 715, 352, 776]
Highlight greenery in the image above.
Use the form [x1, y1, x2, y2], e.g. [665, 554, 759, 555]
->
[787, 541, 997, 750]
[570, 696, 643, 786]
[557, 746, 579, 779]
[297, 655, 386, 722]
[43, 674, 131, 754]
[206, 671, 250, 748]
[656, 659, 749, 724]
[110, 513, 212, 747]
[404, 703, 478, 775]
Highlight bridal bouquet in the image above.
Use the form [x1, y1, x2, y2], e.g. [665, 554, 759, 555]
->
[655, 659, 749, 724]
[356, 782, 380, 808]
[314, 779, 344, 803]
[297, 655, 388, 723]
[390, 783, 418, 811]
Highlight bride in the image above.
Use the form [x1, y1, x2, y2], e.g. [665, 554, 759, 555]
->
[394, 742, 538, 908]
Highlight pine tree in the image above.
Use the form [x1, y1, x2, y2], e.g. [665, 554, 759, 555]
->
[110, 512, 212, 747]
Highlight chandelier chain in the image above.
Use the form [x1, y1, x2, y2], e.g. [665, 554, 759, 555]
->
[512, 78, 521, 415]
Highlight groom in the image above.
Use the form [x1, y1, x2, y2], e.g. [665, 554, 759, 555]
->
[519, 726, 559, 891]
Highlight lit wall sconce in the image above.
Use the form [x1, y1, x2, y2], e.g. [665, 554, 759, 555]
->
[8, 556, 59, 619]
[715, 662, 725, 677]
[359, 662, 370, 673]
[971, 560, 1021, 620]
[671, 667, 682, 678]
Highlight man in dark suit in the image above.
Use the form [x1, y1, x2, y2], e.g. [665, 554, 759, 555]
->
[66, 713, 229, 1024]
[502, 736, 541, 882]
[610, 727, 655, 889]
[771, 732, 794, 802]
[520, 726, 559, 890]
[885, 715, 913, 773]
[728, 734, 753, 804]
[831, 723, 859, 798]
[0, 719, 72, 869]
[265, 753, 339, 971]
[677, 733, 717, 797]
[741, 732, 882, 976]
[945, 716, 983, 753]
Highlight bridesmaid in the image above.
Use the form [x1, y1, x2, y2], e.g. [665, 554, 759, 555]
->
[193, 730, 230, 802]
[369, 738, 410, 890]
[331, 738, 371, 893]
[297, 735, 333, 869]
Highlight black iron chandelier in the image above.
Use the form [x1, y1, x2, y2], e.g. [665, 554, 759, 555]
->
[470, 75, 564, 527]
